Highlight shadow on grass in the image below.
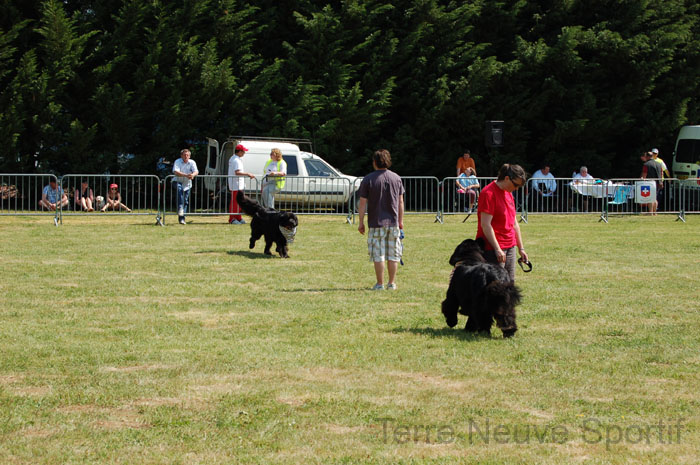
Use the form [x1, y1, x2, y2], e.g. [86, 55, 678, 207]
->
[225, 250, 274, 259]
[281, 287, 362, 292]
[393, 326, 499, 341]
[191, 249, 273, 259]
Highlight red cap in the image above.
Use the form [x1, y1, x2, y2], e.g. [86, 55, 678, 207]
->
[235, 144, 248, 152]
[109, 183, 118, 189]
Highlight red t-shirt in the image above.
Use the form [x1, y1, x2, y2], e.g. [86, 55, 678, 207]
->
[476, 181, 516, 250]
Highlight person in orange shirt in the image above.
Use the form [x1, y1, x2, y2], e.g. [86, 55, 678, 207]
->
[456, 150, 477, 177]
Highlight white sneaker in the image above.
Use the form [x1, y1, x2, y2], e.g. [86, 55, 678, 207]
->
[371, 283, 384, 291]
[386, 283, 397, 290]
[178, 207, 184, 217]
[179, 217, 186, 225]
[230, 219, 241, 225]
[238, 219, 246, 224]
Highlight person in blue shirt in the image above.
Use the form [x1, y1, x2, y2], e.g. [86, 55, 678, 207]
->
[39, 179, 69, 211]
[456, 167, 480, 212]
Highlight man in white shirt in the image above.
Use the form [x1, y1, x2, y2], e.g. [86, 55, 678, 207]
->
[172, 149, 199, 224]
[228, 144, 256, 224]
[530, 163, 557, 212]
[570, 166, 595, 212]
[531, 164, 557, 196]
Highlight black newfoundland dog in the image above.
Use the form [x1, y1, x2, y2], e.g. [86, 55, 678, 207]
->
[441, 238, 521, 337]
[236, 191, 298, 258]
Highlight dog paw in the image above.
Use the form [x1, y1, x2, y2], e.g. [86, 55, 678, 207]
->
[445, 315, 458, 328]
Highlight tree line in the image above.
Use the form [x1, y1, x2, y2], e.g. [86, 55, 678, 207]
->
[1, 0, 699, 179]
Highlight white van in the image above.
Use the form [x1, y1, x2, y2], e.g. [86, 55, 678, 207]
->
[203, 136, 358, 207]
[672, 125, 700, 185]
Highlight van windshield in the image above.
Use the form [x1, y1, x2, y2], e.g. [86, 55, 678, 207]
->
[305, 159, 337, 177]
[676, 139, 700, 163]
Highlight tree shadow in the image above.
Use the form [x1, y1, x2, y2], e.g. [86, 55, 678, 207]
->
[392, 326, 496, 341]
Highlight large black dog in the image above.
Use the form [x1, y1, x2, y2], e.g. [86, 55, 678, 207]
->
[236, 191, 298, 258]
[441, 238, 521, 337]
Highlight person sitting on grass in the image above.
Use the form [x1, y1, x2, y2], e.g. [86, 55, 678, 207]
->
[101, 183, 131, 212]
[39, 179, 69, 211]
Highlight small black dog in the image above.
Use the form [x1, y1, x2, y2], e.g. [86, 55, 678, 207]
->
[441, 238, 521, 337]
[236, 191, 298, 258]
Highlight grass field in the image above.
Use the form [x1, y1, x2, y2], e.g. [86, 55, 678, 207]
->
[1, 213, 698, 464]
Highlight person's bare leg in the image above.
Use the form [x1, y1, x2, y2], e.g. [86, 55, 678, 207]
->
[373, 261, 385, 285]
[387, 260, 399, 285]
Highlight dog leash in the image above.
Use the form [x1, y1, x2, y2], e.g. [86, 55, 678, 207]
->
[518, 258, 533, 272]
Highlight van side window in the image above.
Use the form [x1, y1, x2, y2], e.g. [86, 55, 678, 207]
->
[283, 155, 298, 175]
[208, 145, 217, 170]
[676, 139, 700, 163]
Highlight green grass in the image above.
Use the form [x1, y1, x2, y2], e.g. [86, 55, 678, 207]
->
[1, 214, 698, 464]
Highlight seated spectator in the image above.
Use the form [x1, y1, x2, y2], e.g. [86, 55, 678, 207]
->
[570, 166, 595, 212]
[456, 167, 480, 212]
[101, 183, 132, 212]
[39, 179, 69, 211]
[530, 163, 558, 212]
[573, 166, 595, 183]
[531, 163, 557, 196]
[75, 180, 94, 211]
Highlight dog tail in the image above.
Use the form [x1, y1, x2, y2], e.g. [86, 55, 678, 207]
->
[236, 191, 265, 218]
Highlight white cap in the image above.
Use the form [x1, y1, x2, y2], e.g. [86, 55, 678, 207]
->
[651, 148, 659, 154]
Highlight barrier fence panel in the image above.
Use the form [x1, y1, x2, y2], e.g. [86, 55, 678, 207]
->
[163, 175, 354, 223]
[162, 175, 260, 224]
[440, 176, 494, 222]
[597, 178, 689, 222]
[0, 173, 60, 224]
[401, 176, 440, 219]
[348, 176, 439, 223]
[676, 178, 700, 219]
[269, 176, 355, 218]
[60, 174, 162, 223]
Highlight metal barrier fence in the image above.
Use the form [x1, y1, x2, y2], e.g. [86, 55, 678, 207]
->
[521, 177, 699, 222]
[162, 175, 260, 224]
[438, 177, 528, 223]
[0, 173, 61, 224]
[349, 176, 441, 223]
[162, 175, 356, 223]
[59, 174, 162, 224]
[2, 173, 698, 225]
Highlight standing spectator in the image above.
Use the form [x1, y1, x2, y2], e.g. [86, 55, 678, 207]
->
[651, 148, 671, 210]
[261, 148, 287, 209]
[101, 183, 131, 212]
[39, 179, 69, 211]
[651, 148, 671, 179]
[640, 151, 661, 215]
[357, 149, 405, 291]
[476, 164, 529, 283]
[172, 148, 199, 225]
[228, 144, 255, 224]
[456, 150, 477, 177]
[75, 179, 94, 212]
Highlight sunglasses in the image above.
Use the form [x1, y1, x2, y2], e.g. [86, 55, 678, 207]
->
[509, 177, 524, 189]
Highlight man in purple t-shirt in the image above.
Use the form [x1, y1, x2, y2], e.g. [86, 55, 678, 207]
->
[357, 149, 405, 290]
